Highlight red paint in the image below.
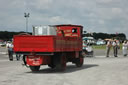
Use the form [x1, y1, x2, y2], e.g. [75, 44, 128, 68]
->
[26, 55, 51, 66]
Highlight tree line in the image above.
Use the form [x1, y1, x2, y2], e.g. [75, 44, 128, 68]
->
[0, 31, 31, 41]
[0, 31, 127, 41]
[83, 32, 126, 41]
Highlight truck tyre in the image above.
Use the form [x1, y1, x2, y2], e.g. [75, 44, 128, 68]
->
[75, 57, 84, 67]
[48, 64, 55, 69]
[75, 52, 84, 67]
[48, 56, 55, 69]
[29, 66, 40, 72]
[54, 53, 67, 71]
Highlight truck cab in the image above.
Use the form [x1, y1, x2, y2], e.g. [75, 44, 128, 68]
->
[32, 25, 82, 37]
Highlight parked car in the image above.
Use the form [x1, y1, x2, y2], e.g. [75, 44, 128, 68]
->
[82, 40, 94, 57]
[0, 42, 6, 47]
[96, 40, 106, 45]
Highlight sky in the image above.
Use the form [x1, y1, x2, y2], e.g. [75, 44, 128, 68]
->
[0, 0, 128, 38]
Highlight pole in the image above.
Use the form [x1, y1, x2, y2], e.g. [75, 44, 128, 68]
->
[26, 17, 28, 32]
[24, 13, 30, 32]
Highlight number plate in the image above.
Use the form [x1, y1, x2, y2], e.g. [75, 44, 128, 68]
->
[27, 56, 42, 66]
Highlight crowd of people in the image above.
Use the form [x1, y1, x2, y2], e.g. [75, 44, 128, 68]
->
[106, 39, 128, 57]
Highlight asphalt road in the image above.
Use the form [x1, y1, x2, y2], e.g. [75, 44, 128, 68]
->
[0, 47, 128, 85]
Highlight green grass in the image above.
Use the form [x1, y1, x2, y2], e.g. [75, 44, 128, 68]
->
[93, 45, 106, 49]
[93, 44, 123, 49]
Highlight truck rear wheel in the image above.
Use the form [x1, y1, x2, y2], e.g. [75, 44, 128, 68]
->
[29, 66, 40, 72]
[54, 53, 67, 71]
[75, 57, 84, 67]
[48, 64, 55, 69]
[75, 52, 84, 67]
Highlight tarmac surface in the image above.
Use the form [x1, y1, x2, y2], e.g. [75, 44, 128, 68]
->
[0, 47, 128, 85]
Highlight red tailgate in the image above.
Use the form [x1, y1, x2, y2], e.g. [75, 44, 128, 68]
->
[13, 35, 54, 52]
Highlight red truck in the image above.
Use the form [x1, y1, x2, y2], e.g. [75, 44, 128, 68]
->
[13, 24, 84, 71]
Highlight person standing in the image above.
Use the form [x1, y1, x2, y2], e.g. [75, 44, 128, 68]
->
[122, 41, 128, 56]
[6, 41, 9, 54]
[112, 39, 120, 57]
[7, 42, 13, 61]
[106, 40, 112, 57]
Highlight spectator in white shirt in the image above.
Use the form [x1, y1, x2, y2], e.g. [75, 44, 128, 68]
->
[6, 41, 13, 61]
[106, 40, 112, 57]
[112, 39, 120, 57]
[122, 41, 128, 56]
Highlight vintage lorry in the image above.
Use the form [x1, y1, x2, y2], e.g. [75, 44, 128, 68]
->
[13, 24, 84, 71]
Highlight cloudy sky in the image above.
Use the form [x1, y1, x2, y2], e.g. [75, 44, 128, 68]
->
[0, 0, 128, 38]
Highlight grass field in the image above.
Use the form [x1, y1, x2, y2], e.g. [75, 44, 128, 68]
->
[93, 44, 123, 49]
[93, 45, 106, 49]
